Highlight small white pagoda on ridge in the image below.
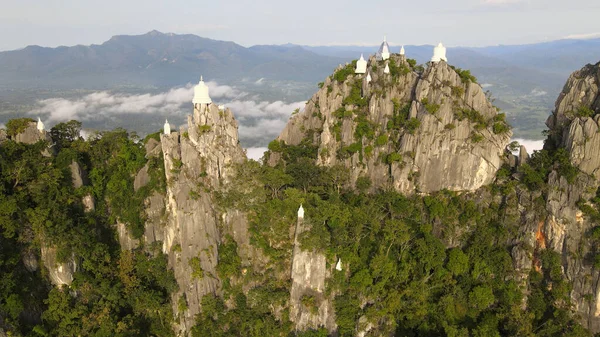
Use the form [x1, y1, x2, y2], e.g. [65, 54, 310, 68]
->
[431, 43, 448, 63]
[37, 117, 44, 132]
[163, 120, 171, 135]
[355, 54, 367, 74]
[193, 76, 212, 106]
[376, 36, 390, 61]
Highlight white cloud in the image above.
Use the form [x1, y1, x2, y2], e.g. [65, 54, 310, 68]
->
[245, 147, 268, 161]
[564, 32, 600, 40]
[28, 81, 304, 147]
[512, 138, 544, 155]
[228, 100, 306, 143]
[30, 82, 245, 123]
[482, 0, 523, 4]
[530, 88, 547, 97]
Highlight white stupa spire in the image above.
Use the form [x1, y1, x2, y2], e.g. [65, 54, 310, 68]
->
[37, 117, 44, 132]
[366, 71, 372, 83]
[298, 204, 304, 219]
[355, 54, 367, 74]
[400, 45, 405, 55]
[377, 36, 390, 61]
[192, 75, 212, 104]
[384, 63, 390, 74]
[431, 42, 448, 63]
[163, 119, 171, 135]
[335, 258, 342, 271]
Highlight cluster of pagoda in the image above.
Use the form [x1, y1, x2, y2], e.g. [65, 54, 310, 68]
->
[354, 37, 448, 78]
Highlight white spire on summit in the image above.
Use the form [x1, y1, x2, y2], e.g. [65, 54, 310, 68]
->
[37, 117, 44, 132]
[193, 76, 212, 104]
[431, 42, 447, 63]
[164, 119, 171, 135]
[355, 54, 367, 74]
[377, 36, 390, 61]
[400, 45, 405, 56]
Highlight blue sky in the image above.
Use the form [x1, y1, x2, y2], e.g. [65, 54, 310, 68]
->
[1, 0, 599, 51]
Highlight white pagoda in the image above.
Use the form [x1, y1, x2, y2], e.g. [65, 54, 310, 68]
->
[376, 36, 390, 61]
[163, 119, 171, 135]
[298, 204, 304, 219]
[431, 43, 448, 63]
[400, 45, 405, 56]
[384, 63, 390, 74]
[366, 72, 372, 83]
[355, 54, 367, 74]
[192, 76, 212, 105]
[37, 117, 44, 132]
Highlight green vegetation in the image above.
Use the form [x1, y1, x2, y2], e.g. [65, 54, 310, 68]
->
[421, 98, 440, 114]
[342, 81, 367, 108]
[0, 119, 176, 336]
[333, 61, 357, 83]
[574, 106, 596, 118]
[0, 112, 591, 337]
[189, 256, 204, 279]
[213, 139, 589, 336]
[6, 117, 35, 136]
[198, 124, 212, 133]
[451, 66, 478, 83]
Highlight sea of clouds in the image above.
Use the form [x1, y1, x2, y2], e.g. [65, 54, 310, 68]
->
[29, 81, 306, 160]
[26, 82, 550, 162]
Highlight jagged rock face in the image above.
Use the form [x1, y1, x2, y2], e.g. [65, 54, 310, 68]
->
[158, 103, 246, 334]
[13, 122, 50, 145]
[547, 61, 600, 178]
[531, 61, 600, 332]
[272, 55, 511, 194]
[40, 246, 77, 287]
[289, 214, 337, 333]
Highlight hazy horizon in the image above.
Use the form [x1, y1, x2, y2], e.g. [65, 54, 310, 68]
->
[1, 0, 600, 51]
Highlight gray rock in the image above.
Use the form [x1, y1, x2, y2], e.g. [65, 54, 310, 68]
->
[40, 245, 77, 287]
[289, 212, 337, 333]
[518, 145, 529, 167]
[523, 61, 600, 333]
[134, 164, 150, 192]
[22, 250, 38, 272]
[271, 56, 510, 194]
[116, 222, 139, 251]
[69, 161, 87, 189]
[158, 103, 246, 334]
[145, 138, 162, 158]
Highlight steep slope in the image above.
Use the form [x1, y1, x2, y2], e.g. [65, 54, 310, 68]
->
[269, 54, 512, 194]
[533, 60, 600, 331]
[156, 102, 246, 333]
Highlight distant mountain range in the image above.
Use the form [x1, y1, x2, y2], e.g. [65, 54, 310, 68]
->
[1, 30, 600, 139]
[0, 30, 345, 90]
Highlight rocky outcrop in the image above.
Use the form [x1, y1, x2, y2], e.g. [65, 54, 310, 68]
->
[547, 61, 600, 177]
[524, 61, 600, 332]
[157, 102, 246, 334]
[271, 55, 511, 194]
[13, 122, 51, 145]
[40, 246, 77, 287]
[289, 208, 337, 333]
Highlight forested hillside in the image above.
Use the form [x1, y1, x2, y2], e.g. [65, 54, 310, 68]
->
[1, 59, 600, 337]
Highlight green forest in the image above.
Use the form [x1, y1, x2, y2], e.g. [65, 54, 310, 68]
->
[0, 115, 597, 336]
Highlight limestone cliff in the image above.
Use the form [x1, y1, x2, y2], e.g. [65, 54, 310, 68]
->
[270, 55, 511, 194]
[157, 102, 246, 334]
[289, 207, 337, 333]
[523, 61, 600, 332]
